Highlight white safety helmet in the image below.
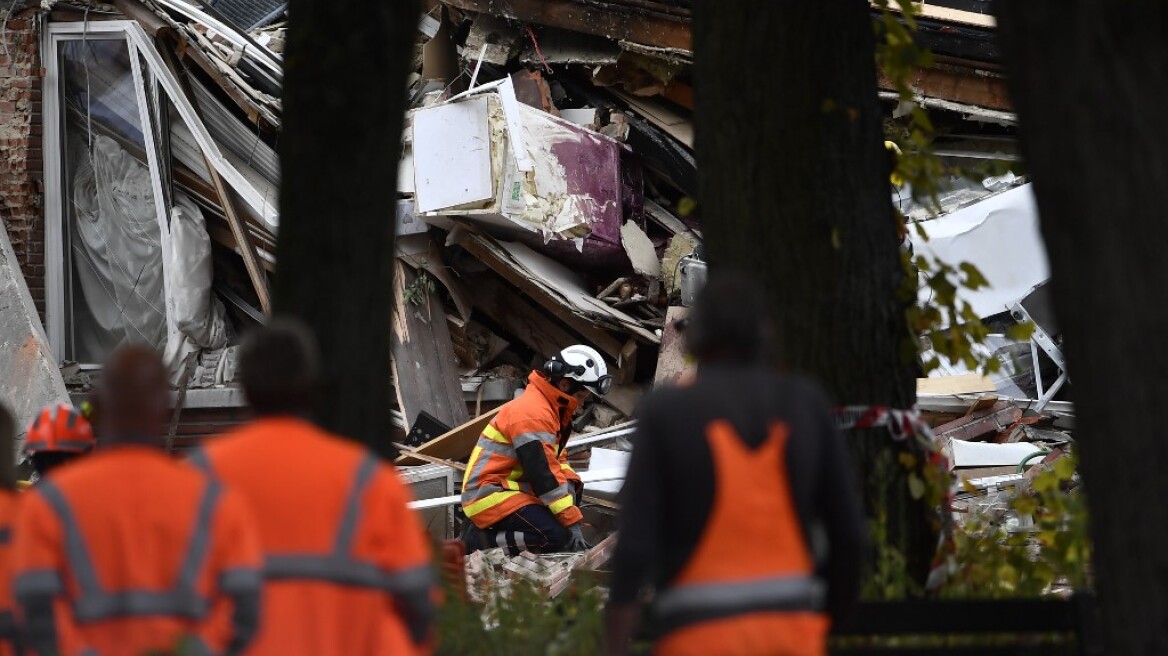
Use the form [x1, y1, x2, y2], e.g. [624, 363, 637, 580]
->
[544, 345, 612, 396]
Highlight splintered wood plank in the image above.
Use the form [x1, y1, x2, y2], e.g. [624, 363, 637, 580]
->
[457, 235, 627, 359]
[653, 306, 692, 388]
[392, 262, 470, 430]
[395, 406, 501, 466]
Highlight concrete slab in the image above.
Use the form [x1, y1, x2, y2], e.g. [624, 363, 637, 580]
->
[0, 222, 69, 446]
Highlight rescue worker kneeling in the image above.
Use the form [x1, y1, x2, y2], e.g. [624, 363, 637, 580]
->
[460, 345, 611, 555]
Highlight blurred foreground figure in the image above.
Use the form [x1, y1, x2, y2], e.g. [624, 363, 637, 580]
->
[605, 272, 865, 656]
[13, 345, 262, 656]
[23, 404, 96, 479]
[0, 403, 21, 656]
[191, 320, 436, 655]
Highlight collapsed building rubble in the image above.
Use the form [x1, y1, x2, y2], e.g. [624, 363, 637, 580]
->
[0, 0, 1078, 600]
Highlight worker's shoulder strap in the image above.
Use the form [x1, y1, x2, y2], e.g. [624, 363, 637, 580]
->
[16, 477, 226, 623]
[187, 446, 214, 476]
[264, 453, 432, 594]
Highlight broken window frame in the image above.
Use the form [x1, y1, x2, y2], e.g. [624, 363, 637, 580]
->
[43, 20, 278, 367]
[43, 21, 174, 367]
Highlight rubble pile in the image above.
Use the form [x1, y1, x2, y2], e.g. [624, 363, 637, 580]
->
[2, 0, 1078, 601]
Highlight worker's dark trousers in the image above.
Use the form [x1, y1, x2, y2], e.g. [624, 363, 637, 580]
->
[462, 505, 570, 556]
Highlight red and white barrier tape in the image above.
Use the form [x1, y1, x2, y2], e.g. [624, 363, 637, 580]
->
[835, 404, 955, 591]
[835, 405, 936, 446]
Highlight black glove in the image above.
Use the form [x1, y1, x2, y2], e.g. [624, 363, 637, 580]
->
[567, 524, 591, 552]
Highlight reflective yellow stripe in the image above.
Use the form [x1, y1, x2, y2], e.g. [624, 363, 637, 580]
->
[548, 494, 574, 515]
[561, 462, 575, 474]
[464, 490, 521, 517]
[462, 447, 484, 488]
[482, 425, 509, 444]
[502, 479, 520, 491]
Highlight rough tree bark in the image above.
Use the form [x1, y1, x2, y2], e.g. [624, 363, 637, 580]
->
[693, 0, 933, 589]
[997, 3, 1168, 652]
[275, 0, 420, 458]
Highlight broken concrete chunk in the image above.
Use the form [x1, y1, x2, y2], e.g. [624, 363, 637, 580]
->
[463, 13, 523, 66]
[620, 221, 661, 278]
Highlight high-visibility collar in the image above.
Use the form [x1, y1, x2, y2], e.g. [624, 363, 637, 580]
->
[243, 415, 319, 435]
[526, 371, 580, 427]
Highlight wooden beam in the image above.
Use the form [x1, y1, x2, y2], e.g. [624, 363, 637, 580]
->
[206, 223, 276, 273]
[458, 235, 627, 359]
[441, 0, 692, 53]
[871, 1, 997, 28]
[206, 164, 272, 314]
[396, 407, 501, 466]
[877, 65, 1011, 111]
[158, 40, 273, 314]
[392, 262, 471, 430]
[394, 444, 467, 471]
[912, 2, 996, 28]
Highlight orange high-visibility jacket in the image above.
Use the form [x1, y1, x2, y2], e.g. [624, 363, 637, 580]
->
[12, 446, 262, 656]
[0, 489, 20, 656]
[654, 422, 828, 656]
[191, 417, 436, 656]
[462, 372, 584, 530]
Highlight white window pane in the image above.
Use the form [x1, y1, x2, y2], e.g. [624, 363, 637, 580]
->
[59, 38, 167, 364]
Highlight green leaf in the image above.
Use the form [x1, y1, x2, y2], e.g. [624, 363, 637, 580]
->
[913, 220, 929, 241]
[1053, 455, 1076, 481]
[959, 262, 990, 290]
[1012, 495, 1039, 516]
[907, 473, 926, 500]
[1006, 321, 1036, 341]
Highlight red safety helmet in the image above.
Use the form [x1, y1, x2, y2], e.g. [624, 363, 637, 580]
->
[24, 403, 96, 456]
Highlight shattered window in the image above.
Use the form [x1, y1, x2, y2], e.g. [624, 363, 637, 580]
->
[58, 38, 167, 364]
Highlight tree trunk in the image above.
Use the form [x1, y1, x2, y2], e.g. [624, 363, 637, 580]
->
[275, 0, 420, 458]
[693, 0, 933, 590]
[997, 3, 1168, 652]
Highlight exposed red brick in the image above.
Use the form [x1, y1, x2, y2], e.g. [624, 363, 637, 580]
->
[0, 5, 47, 323]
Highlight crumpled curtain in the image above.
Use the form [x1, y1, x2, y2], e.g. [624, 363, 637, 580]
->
[163, 192, 233, 386]
[71, 135, 231, 383]
[69, 134, 168, 362]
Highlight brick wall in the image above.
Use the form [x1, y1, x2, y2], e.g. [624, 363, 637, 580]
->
[0, 5, 45, 323]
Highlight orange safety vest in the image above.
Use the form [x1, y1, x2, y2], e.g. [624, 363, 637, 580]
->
[653, 421, 829, 656]
[461, 372, 583, 530]
[192, 417, 436, 656]
[12, 446, 262, 656]
[0, 489, 20, 656]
